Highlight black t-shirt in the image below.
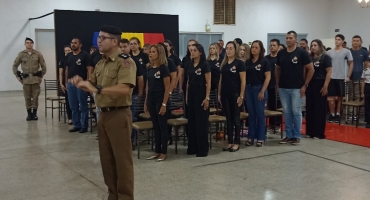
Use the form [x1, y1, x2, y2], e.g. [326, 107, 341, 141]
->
[187, 60, 211, 85]
[276, 47, 311, 89]
[312, 54, 332, 80]
[207, 58, 222, 90]
[265, 54, 277, 88]
[167, 58, 177, 74]
[66, 51, 91, 80]
[131, 51, 149, 77]
[58, 56, 67, 83]
[181, 56, 191, 91]
[90, 51, 103, 67]
[220, 59, 245, 94]
[132, 56, 144, 95]
[147, 64, 170, 100]
[169, 54, 181, 67]
[245, 57, 271, 85]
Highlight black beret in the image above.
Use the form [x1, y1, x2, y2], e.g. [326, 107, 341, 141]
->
[100, 25, 122, 35]
[25, 37, 34, 43]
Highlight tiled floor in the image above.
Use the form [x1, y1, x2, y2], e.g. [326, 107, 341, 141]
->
[1, 91, 370, 200]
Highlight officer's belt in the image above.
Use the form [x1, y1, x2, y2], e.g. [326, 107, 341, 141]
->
[100, 106, 129, 113]
[22, 71, 42, 78]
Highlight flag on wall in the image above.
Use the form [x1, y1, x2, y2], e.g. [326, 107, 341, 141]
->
[92, 32, 165, 48]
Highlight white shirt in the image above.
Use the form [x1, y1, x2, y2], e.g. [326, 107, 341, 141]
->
[361, 68, 370, 83]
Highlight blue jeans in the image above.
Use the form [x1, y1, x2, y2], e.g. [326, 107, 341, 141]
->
[246, 84, 267, 141]
[130, 94, 138, 143]
[279, 88, 302, 139]
[67, 82, 88, 129]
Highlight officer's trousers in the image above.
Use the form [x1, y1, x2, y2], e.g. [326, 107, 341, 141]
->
[306, 79, 327, 139]
[187, 84, 209, 157]
[23, 83, 40, 109]
[98, 108, 134, 200]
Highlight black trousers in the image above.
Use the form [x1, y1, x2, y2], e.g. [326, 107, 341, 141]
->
[267, 87, 282, 126]
[65, 91, 72, 120]
[221, 92, 241, 144]
[364, 84, 370, 123]
[306, 79, 327, 139]
[187, 85, 209, 157]
[147, 98, 168, 154]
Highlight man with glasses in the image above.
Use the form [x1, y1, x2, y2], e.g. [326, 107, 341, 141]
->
[65, 38, 92, 133]
[70, 25, 136, 200]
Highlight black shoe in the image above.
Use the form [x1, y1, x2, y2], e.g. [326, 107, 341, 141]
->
[32, 109, 38, 120]
[334, 115, 340, 123]
[132, 143, 136, 151]
[69, 127, 81, 132]
[26, 109, 33, 121]
[328, 115, 334, 122]
[291, 138, 301, 145]
[366, 124, 370, 128]
[79, 128, 88, 133]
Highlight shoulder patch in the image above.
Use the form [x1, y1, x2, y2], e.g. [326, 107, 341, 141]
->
[119, 53, 129, 59]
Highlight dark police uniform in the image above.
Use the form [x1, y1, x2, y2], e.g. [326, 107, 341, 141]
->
[187, 60, 211, 157]
[13, 47, 47, 120]
[306, 54, 331, 138]
[147, 64, 170, 155]
[89, 26, 136, 200]
[207, 58, 222, 91]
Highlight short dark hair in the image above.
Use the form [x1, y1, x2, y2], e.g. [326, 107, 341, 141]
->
[270, 39, 280, 46]
[300, 39, 308, 44]
[335, 34, 345, 41]
[249, 40, 265, 61]
[287, 31, 297, 38]
[120, 38, 129, 44]
[353, 35, 362, 41]
[90, 46, 97, 50]
[234, 38, 243, 46]
[64, 45, 71, 49]
[326, 47, 332, 51]
[343, 41, 347, 44]
[72, 38, 82, 44]
[279, 44, 286, 49]
[218, 39, 224, 42]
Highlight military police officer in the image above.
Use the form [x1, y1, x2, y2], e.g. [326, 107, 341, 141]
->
[71, 26, 136, 200]
[13, 38, 47, 121]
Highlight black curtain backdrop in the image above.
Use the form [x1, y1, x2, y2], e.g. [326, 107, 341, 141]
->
[54, 9, 179, 78]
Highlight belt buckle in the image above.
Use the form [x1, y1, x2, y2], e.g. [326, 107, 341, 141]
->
[107, 107, 110, 112]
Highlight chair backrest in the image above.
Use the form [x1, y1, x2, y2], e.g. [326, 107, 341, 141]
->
[134, 93, 146, 118]
[341, 80, 362, 101]
[209, 89, 219, 115]
[44, 80, 62, 97]
[168, 91, 184, 111]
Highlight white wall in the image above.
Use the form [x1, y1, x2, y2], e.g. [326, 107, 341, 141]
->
[329, 0, 370, 48]
[0, 0, 332, 91]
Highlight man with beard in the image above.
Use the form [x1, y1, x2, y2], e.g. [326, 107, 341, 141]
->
[65, 38, 92, 133]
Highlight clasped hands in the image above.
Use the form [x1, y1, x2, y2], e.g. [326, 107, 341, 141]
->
[69, 75, 97, 93]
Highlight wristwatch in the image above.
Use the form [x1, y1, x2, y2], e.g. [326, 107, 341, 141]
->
[162, 103, 166, 107]
[96, 85, 103, 94]
[205, 97, 210, 101]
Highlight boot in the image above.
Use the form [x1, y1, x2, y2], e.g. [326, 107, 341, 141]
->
[32, 109, 38, 120]
[26, 109, 33, 121]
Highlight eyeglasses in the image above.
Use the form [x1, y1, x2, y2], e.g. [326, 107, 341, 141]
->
[97, 36, 114, 41]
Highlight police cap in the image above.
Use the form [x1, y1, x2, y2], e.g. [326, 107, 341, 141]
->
[25, 37, 34, 43]
[100, 25, 122, 36]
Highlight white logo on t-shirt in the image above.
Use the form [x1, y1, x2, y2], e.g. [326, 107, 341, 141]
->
[195, 68, 202, 75]
[154, 71, 161, 79]
[230, 66, 237, 73]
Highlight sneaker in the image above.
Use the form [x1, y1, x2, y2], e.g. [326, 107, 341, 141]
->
[279, 137, 292, 144]
[79, 128, 88, 133]
[334, 115, 340, 123]
[328, 115, 334, 122]
[291, 138, 300, 145]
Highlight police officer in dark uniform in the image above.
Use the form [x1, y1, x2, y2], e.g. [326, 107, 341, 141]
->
[13, 37, 47, 121]
[186, 44, 211, 157]
[71, 25, 136, 200]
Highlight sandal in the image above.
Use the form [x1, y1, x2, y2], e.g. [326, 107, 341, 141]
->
[256, 142, 263, 147]
[245, 140, 254, 146]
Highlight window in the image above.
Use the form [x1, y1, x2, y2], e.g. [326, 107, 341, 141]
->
[214, 0, 236, 25]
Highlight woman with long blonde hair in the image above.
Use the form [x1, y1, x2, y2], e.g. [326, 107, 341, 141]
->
[144, 44, 171, 162]
[239, 43, 251, 62]
[207, 43, 222, 91]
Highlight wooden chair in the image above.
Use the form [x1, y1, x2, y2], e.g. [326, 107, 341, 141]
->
[167, 91, 187, 153]
[208, 90, 226, 149]
[340, 80, 364, 127]
[44, 80, 64, 118]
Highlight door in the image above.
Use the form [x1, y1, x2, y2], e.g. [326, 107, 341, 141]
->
[35, 29, 57, 90]
[267, 33, 308, 54]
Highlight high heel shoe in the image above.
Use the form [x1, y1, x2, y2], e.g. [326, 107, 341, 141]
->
[146, 155, 160, 160]
[256, 142, 263, 147]
[245, 140, 254, 146]
[157, 156, 167, 162]
[222, 146, 233, 151]
[229, 146, 240, 152]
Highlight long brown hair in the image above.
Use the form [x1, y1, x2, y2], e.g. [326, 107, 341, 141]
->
[221, 41, 240, 69]
[310, 39, 326, 60]
[149, 44, 168, 66]
[207, 43, 219, 61]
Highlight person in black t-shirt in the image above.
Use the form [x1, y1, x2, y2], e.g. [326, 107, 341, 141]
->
[120, 38, 144, 149]
[164, 39, 182, 86]
[244, 40, 271, 147]
[306, 40, 332, 139]
[219, 41, 246, 152]
[65, 38, 92, 133]
[130, 37, 149, 88]
[265, 39, 282, 129]
[144, 44, 171, 162]
[207, 43, 222, 91]
[179, 39, 198, 93]
[58, 45, 72, 124]
[275, 31, 314, 145]
[186, 44, 211, 157]
[239, 43, 250, 63]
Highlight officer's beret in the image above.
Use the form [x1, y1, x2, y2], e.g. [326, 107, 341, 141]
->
[25, 37, 34, 43]
[100, 25, 122, 35]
